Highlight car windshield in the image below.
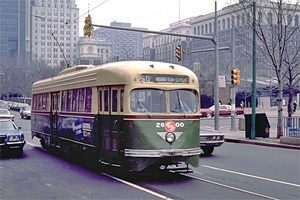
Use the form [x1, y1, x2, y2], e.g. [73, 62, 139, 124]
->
[169, 90, 198, 113]
[130, 89, 167, 113]
[0, 110, 9, 114]
[209, 106, 215, 110]
[0, 121, 16, 130]
[23, 106, 31, 111]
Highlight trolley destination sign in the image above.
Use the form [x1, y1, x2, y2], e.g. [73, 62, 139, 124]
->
[140, 74, 189, 84]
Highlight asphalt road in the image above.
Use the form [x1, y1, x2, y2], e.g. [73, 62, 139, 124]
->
[1, 111, 299, 200]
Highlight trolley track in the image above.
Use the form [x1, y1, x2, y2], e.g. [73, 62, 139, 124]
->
[180, 172, 278, 200]
[100, 168, 279, 200]
[30, 145, 279, 199]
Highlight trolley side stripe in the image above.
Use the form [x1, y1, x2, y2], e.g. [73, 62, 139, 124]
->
[123, 115, 200, 120]
[31, 111, 96, 118]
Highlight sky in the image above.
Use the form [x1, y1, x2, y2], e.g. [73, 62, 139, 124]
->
[76, 0, 229, 36]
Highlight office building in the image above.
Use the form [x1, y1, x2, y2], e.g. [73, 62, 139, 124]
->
[30, 0, 79, 67]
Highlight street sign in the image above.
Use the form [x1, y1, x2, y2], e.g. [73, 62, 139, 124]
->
[219, 76, 226, 88]
[288, 128, 300, 137]
[230, 87, 236, 100]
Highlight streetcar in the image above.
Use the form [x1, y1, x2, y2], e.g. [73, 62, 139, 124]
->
[31, 61, 201, 172]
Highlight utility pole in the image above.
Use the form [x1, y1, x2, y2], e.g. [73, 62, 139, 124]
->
[251, 1, 257, 139]
[214, 1, 220, 130]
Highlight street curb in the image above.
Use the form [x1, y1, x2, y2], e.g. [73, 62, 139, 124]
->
[225, 138, 300, 150]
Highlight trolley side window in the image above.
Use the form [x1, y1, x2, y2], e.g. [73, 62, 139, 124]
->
[130, 89, 166, 113]
[98, 88, 103, 113]
[169, 89, 198, 113]
[112, 89, 118, 112]
[61, 90, 67, 111]
[78, 88, 85, 112]
[66, 90, 72, 111]
[120, 89, 124, 112]
[85, 87, 92, 112]
[45, 93, 49, 111]
[104, 89, 109, 112]
[72, 89, 78, 112]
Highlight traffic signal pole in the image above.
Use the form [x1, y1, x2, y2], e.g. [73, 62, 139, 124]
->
[230, 24, 236, 131]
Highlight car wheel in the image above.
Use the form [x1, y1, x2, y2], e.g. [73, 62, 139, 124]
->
[206, 113, 213, 118]
[202, 146, 214, 155]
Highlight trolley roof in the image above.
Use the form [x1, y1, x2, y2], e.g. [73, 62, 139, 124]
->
[32, 61, 199, 93]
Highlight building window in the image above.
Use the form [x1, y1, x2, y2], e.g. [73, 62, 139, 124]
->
[267, 12, 272, 24]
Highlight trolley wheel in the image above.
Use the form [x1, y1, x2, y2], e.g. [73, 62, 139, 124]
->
[206, 113, 213, 118]
[40, 139, 48, 150]
[202, 146, 214, 155]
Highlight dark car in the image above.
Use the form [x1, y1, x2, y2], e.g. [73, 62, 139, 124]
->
[200, 105, 244, 118]
[0, 119, 26, 156]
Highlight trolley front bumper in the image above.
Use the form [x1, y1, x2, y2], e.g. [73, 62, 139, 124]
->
[124, 147, 201, 157]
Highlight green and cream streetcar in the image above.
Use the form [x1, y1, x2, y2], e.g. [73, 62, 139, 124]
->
[31, 61, 201, 172]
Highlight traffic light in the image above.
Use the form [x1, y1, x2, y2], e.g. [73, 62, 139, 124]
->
[84, 15, 92, 37]
[231, 68, 240, 85]
[176, 45, 182, 61]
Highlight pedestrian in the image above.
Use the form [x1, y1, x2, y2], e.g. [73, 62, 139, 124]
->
[240, 101, 244, 109]
[293, 101, 297, 113]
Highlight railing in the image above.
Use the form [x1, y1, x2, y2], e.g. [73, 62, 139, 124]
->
[283, 117, 300, 138]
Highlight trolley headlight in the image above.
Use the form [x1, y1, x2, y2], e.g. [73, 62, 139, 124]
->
[165, 132, 176, 144]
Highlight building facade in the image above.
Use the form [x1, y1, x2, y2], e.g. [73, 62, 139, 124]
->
[76, 36, 112, 65]
[143, 18, 194, 65]
[30, 0, 79, 67]
[0, 0, 27, 60]
[142, 0, 300, 106]
[93, 22, 146, 62]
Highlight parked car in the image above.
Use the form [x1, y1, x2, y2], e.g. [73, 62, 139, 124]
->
[200, 105, 244, 118]
[200, 128, 224, 155]
[0, 119, 26, 156]
[0, 103, 10, 111]
[16, 103, 29, 112]
[20, 106, 31, 119]
[0, 109, 14, 121]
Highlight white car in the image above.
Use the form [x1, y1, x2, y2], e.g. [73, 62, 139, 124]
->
[200, 128, 224, 155]
[0, 109, 14, 121]
[20, 106, 31, 119]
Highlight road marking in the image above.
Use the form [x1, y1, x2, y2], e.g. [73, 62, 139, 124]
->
[184, 172, 278, 200]
[202, 165, 300, 188]
[102, 173, 173, 200]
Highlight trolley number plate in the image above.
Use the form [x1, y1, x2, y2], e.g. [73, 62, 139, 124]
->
[156, 122, 184, 128]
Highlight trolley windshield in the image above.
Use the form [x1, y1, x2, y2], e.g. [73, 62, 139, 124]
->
[130, 89, 198, 114]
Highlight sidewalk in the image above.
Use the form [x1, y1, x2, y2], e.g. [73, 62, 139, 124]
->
[220, 107, 300, 150]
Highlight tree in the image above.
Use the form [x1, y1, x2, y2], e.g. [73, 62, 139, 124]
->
[231, 0, 300, 138]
